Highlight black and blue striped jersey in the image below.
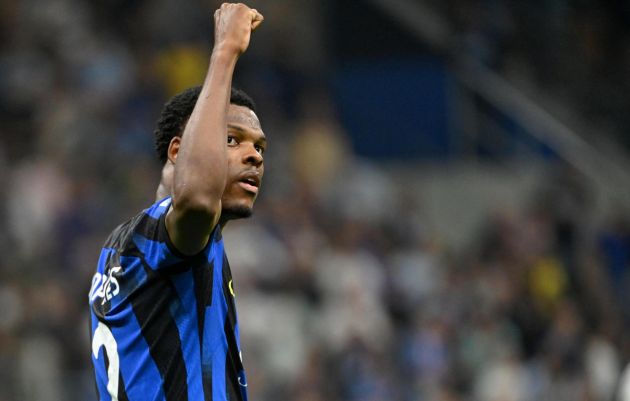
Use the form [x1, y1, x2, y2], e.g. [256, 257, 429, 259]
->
[89, 197, 248, 401]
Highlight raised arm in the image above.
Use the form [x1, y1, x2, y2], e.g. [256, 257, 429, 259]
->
[166, 3, 264, 255]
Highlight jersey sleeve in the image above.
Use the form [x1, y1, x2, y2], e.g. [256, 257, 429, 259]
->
[132, 197, 213, 271]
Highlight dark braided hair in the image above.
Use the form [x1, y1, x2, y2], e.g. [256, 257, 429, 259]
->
[154, 86, 257, 164]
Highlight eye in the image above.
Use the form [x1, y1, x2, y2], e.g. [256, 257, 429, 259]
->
[227, 135, 238, 146]
[255, 145, 265, 155]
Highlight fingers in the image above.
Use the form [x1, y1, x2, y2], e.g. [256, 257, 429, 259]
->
[251, 9, 264, 31]
[214, 3, 264, 31]
[251, 9, 264, 22]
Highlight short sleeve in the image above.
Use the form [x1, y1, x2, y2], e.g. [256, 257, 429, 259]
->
[127, 198, 195, 271]
[133, 197, 214, 271]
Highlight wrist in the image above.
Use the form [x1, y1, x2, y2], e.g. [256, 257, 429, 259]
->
[211, 42, 241, 60]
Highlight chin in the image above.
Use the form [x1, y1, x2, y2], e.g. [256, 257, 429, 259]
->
[222, 204, 253, 221]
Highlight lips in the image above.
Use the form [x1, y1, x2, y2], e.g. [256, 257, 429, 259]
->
[237, 171, 260, 194]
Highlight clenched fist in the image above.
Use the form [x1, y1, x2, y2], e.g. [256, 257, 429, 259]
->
[214, 3, 264, 56]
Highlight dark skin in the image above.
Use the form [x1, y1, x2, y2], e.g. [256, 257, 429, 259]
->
[163, 3, 264, 255]
[158, 103, 266, 225]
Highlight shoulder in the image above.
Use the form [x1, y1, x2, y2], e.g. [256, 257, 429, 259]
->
[143, 197, 173, 220]
[103, 197, 173, 252]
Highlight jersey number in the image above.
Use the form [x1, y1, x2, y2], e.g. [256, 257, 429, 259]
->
[92, 322, 120, 401]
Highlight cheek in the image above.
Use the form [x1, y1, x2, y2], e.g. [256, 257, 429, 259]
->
[225, 156, 240, 178]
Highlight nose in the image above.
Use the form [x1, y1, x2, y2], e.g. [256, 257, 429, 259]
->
[243, 143, 263, 167]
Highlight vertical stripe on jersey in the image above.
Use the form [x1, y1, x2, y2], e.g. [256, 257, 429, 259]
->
[91, 316, 133, 401]
[192, 258, 215, 401]
[92, 198, 249, 401]
[109, 304, 166, 401]
[222, 255, 246, 401]
[169, 268, 205, 400]
[192, 258, 214, 338]
[130, 259, 188, 401]
[209, 312, 228, 401]
[224, 318, 242, 401]
[117, 370, 130, 401]
[204, 239, 229, 400]
[94, 255, 166, 401]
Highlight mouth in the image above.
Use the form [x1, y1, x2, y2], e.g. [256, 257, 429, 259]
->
[237, 171, 260, 195]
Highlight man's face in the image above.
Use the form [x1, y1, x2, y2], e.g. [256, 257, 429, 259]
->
[220, 104, 266, 220]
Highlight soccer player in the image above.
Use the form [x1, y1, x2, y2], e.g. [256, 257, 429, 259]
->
[88, 4, 265, 400]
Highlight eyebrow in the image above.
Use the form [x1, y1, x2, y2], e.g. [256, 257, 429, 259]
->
[227, 124, 245, 132]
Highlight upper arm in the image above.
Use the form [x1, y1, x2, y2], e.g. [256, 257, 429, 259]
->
[165, 200, 221, 256]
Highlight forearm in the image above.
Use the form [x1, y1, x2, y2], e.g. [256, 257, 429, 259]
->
[172, 49, 238, 213]
[165, 3, 262, 255]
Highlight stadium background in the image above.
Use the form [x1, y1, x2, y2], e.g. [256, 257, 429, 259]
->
[1, 0, 630, 400]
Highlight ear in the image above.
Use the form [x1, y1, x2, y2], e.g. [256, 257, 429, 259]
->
[167, 136, 181, 164]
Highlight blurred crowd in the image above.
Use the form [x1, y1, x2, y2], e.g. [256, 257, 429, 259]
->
[1, 0, 630, 401]
[434, 0, 630, 146]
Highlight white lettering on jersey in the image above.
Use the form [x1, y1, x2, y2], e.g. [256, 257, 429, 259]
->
[90, 266, 122, 304]
[89, 273, 103, 301]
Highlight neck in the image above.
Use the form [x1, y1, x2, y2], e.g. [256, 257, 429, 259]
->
[156, 181, 170, 201]
[156, 162, 174, 201]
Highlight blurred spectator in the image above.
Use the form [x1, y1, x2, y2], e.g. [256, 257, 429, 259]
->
[1, 1, 629, 400]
